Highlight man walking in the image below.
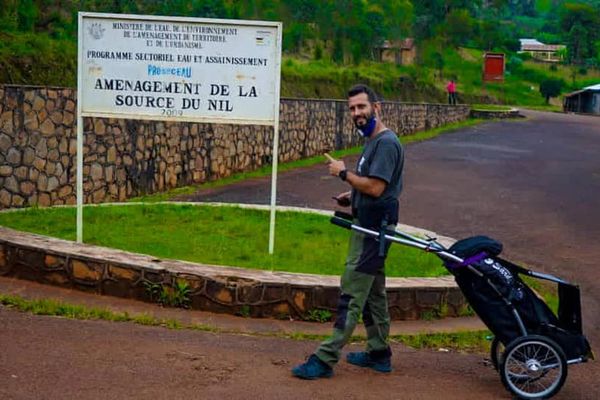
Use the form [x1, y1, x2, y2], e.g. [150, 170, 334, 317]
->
[291, 84, 404, 379]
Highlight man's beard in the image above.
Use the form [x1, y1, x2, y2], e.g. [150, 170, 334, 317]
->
[353, 110, 375, 130]
[354, 110, 377, 137]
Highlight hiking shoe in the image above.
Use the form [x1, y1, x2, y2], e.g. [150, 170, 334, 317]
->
[346, 351, 392, 373]
[291, 354, 333, 379]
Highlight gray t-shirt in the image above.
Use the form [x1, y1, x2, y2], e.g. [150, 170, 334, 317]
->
[351, 129, 404, 226]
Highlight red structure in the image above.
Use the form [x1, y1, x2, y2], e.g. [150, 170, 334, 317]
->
[483, 52, 505, 82]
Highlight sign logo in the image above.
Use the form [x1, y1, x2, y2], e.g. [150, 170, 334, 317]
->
[88, 23, 105, 40]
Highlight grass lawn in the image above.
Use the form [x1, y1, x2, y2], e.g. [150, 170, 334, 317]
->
[0, 203, 447, 278]
[0, 293, 491, 352]
[523, 60, 600, 87]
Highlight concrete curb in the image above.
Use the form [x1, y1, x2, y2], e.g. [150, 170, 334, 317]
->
[0, 202, 466, 321]
[470, 108, 523, 119]
[0, 276, 485, 336]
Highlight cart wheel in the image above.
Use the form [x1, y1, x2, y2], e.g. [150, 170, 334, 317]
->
[490, 336, 505, 371]
[500, 335, 568, 399]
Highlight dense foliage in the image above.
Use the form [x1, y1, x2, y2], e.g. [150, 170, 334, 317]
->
[3, 0, 597, 62]
[0, 0, 599, 105]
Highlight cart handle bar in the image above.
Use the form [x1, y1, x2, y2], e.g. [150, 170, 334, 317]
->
[330, 216, 463, 263]
[332, 211, 443, 248]
[330, 217, 573, 286]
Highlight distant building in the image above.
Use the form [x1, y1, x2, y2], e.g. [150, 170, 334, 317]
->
[563, 83, 600, 115]
[518, 38, 566, 62]
[375, 38, 415, 66]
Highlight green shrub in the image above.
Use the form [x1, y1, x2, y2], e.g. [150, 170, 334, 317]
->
[539, 78, 563, 104]
[519, 52, 532, 61]
[507, 56, 523, 73]
[313, 43, 323, 60]
[305, 309, 333, 323]
[237, 305, 251, 318]
[143, 280, 191, 309]
[517, 65, 548, 82]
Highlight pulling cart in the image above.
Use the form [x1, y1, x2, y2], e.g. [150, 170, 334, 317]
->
[330, 212, 593, 399]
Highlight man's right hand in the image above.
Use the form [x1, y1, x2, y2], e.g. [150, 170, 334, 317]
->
[324, 153, 346, 177]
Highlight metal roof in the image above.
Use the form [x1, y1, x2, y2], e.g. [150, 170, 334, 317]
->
[519, 38, 565, 52]
[519, 39, 543, 46]
[565, 84, 600, 98]
[378, 39, 415, 50]
[521, 44, 565, 51]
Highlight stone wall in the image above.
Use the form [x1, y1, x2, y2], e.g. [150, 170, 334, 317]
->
[0, 226, 467, 320]
[0, 84, 471, 208]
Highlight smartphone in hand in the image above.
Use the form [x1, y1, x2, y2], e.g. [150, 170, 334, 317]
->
[332, 196, 351, 207]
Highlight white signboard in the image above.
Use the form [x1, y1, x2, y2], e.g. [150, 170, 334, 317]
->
[76, 13, 283, 254]
[79, 13, 281, 125]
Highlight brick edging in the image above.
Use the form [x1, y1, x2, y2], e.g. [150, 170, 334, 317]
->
[0, 223, 466, 320]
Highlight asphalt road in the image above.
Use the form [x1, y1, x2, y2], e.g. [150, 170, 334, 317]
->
[2, 110, 599, 399]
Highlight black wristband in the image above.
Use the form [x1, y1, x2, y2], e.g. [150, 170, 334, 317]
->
[338, 169, 348, 181]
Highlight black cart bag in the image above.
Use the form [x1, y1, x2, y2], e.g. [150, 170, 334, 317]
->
[445, 236, 592, 361]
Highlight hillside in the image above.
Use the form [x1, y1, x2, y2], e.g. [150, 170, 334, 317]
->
[1, 0, 599, 108]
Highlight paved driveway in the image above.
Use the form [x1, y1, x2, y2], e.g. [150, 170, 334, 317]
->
[2, 110, 599, 400]
[186, 110, 600, 312]
[183, 109, 600, 396]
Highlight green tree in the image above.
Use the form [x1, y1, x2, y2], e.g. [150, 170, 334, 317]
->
[0, 0, 19, 32]
[313, 0, 336, 44]
[432, 51, 444, 80]
[567, 22, 587, 64]
[539, 78, 563, 104]
[477, 19, 500, 51]
[508, 0, 537, 16]
[556, 46, 568, 62]
[560, 3, 597, 32]
[332, 28, 344, 63]
[441, 8, 475, 47]
[327, 0, 384, 64]
[234, 0, 278, 20]
[17, 0, 38, 32]
[413, 0, 448, 39]
[284, 0, 318, 21]
[559, 3, 600, 64]
[262, 0, 319, 53]
[188, 0, 229, 18]
[535, 0, 553, 14]
[362, 4, 387, 60]
[372, 0, 413, 39]
[420, 39, 445, 78]
[283, 22, 314, 52]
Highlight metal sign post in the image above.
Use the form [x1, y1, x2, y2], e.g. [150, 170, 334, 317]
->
[77, 13, 282, 252]
[76, 17, 84, 243]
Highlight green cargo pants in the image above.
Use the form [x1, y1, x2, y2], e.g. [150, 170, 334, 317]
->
[315, 224, 393, 367]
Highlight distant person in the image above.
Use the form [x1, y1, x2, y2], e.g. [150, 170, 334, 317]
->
[291, 84, 404, 380]
[447, 79, 457, 105]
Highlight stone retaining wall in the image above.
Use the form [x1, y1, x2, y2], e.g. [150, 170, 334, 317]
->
[0, 84, 470, 209]
[0, 226, 467, 320]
